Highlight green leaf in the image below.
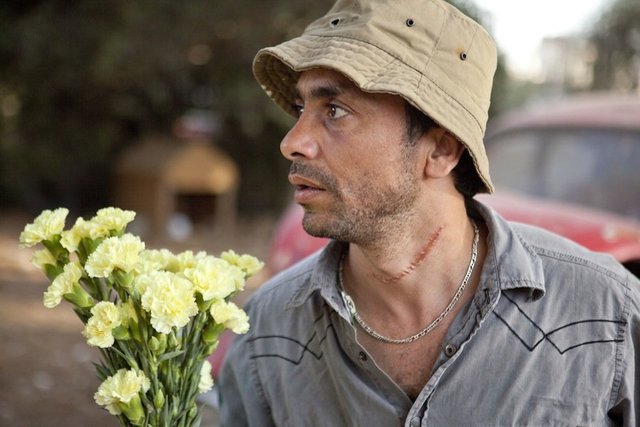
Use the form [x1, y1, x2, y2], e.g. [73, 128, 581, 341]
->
[158, 349, 185, 363]
[93, 363, 111, 380]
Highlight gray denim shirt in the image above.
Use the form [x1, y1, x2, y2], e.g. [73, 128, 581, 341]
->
[219, 202, 640, 426]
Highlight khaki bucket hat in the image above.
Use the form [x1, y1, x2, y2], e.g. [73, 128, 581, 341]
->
[253, 0, 498, 193]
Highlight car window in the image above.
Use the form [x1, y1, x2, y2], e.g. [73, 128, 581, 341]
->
[485, 131, 544, 195]
[542, 131, 601, 204]
[487, 128, 640, 221]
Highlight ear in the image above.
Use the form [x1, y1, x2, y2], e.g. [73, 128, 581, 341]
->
[423, 128, 465, 179]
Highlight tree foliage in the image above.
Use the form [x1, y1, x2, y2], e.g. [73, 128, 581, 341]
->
[590, 0, 640, 91]
[0, 0, 507, 216]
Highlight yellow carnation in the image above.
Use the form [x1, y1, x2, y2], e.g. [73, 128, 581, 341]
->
[198, 360, 214, 394]
[83, 301, 122, 348]
[210, 299, 249, 334]
[43, 262, 83, 308]
[60, 217, 106, 252]
[94, 368, 150, 416]
[174, 250, 207, 272]
[85, 234, 144, 278]
[92, 207, 136, 233]
[19, 208, 69, 247]
[221, 250, 264, 278]
[183, 256, 244, 301]
[132, 272, 152, 297]
[118, 300, 137, 329]
[140, 271, 198, 334]
[58, 207, 135, 252]
[137, 248, 177, 274]
[31, 248, 57, 271]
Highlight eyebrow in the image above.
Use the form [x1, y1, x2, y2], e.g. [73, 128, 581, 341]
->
[292, 84, 351, 101]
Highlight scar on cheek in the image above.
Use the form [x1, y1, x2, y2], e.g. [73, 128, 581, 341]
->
[383, 225, 444, 283]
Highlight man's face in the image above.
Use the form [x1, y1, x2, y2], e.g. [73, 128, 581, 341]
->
[281, 68, 422, 245]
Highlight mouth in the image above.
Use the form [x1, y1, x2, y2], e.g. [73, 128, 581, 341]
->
[289, 175, 325, 191]
[289, 174, 327, 204]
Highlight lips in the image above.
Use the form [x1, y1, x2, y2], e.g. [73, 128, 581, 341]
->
[289, 175, 324, 191]
[288, 174, 326, 204]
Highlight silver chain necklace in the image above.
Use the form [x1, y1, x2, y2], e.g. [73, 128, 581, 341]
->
[339, 222, 479, 345]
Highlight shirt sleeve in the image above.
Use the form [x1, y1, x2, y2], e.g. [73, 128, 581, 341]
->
[608, 272, 640, 426]
[217, 308, 275, 427]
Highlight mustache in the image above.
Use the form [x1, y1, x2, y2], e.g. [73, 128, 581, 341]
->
[289, 162, 337, 192]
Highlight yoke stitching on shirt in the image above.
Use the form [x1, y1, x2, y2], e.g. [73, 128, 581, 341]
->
[248, 308, 337, 365]
[495, 292, 625, 354]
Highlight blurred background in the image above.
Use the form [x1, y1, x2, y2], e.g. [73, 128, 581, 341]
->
[1, 0, 638, 425]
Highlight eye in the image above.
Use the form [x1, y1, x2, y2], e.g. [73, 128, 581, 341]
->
[328, 104, 348, 119]
[293, 103, 304, 117]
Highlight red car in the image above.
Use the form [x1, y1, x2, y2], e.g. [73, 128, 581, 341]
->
[485, 93, 640, 222]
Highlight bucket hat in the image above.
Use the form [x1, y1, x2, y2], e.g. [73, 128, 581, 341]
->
[253, 0, 498, 193]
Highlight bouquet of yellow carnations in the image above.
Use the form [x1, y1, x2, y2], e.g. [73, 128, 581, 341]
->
[19, 207, 262, 426]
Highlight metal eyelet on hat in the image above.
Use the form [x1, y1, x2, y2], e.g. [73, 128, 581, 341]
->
[459, 52, 468, 61]
[405, 18, 415, 27]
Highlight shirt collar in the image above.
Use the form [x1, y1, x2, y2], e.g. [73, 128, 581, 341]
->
[287, 240, 351, 316]
[473, 199, 546, 300]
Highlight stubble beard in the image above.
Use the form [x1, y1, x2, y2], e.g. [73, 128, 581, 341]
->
[293, 151, 419, 246]
[303, 186, 417, 245]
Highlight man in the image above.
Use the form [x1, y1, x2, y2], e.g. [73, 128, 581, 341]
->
[219, 0, 640, 425]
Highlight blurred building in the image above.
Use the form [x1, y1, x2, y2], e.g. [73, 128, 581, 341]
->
[536, 36, 598, 92]
[114, 135, 239, 240]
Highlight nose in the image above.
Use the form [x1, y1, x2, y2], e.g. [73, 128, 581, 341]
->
[280, 112, 320, 161]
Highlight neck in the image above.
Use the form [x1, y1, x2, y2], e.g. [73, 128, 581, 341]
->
[340, 207, 481, 321]
[340, 220, 479, 344]
[378, 224, 444, 284]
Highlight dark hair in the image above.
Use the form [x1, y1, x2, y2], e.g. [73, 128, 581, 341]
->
[404, 102, 484, 198]
[404, 102, 435, 144]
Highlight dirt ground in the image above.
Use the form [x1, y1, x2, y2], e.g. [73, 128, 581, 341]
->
[0, 210, 277, 427]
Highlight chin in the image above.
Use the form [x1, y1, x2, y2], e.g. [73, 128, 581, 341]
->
[301, 217, 331, 239]
[302, 213, 358, 243]
[302, 213, 338, 239]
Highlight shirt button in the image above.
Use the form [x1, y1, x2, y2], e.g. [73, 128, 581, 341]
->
[444, 343, 457, 357]
[358, 351, 368, 362]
